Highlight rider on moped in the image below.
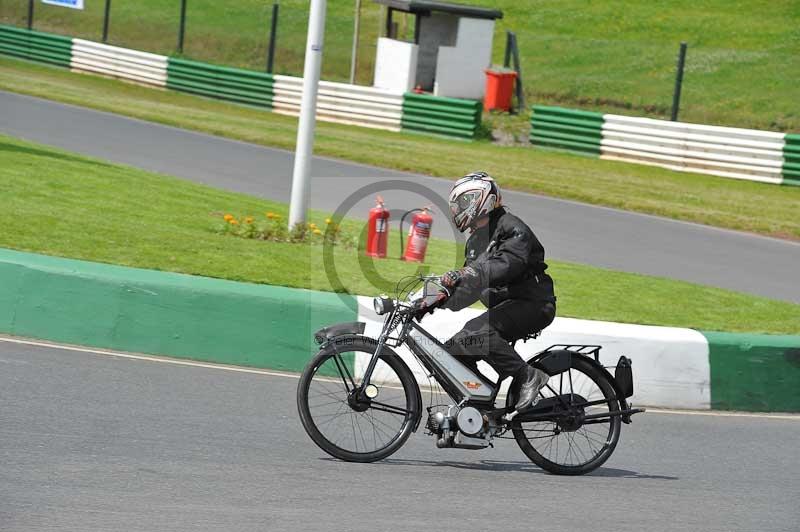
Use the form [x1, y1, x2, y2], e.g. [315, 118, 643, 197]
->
[424, 172, 556, 411]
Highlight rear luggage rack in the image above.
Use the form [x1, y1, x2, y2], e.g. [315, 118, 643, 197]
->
[541, 344, 603, 363]
[538, 344, 644, 423]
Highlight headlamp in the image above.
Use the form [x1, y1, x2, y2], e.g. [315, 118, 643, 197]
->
[373, 296, 395, 316]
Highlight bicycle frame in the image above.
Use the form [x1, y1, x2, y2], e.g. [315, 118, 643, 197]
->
[357, 303, 501, 408]
[405, 323, 498, 405]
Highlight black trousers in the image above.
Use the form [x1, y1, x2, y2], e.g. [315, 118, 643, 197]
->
[445, 299, 556, 380]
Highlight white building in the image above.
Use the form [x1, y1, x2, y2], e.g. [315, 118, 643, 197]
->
[372, 0, 503, 100]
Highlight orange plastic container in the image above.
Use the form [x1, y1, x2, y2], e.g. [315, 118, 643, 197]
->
[484, 69, 517, 112]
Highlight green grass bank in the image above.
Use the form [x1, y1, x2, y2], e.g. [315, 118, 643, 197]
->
[1, 57, 798, 242]
[2, 133, 799, 334]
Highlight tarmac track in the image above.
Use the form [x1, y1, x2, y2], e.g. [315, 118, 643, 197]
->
[1, 338, 798, 532]
[2, 91, 799, 303]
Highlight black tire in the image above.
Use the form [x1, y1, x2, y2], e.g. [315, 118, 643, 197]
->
[509, 356, 622, 475]
[297, 336, 421, 463]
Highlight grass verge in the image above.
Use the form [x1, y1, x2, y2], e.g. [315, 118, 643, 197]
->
[1, 56, 798, 242]
[2, 133, 798, 334]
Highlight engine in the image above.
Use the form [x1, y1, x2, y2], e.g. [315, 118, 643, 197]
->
[427, 406, 494, 449]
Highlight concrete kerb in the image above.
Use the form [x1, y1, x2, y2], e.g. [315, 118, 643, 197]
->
[1, 248, 797, 412]
[0, 248, 356, 372]
[702, 331, 800, 412]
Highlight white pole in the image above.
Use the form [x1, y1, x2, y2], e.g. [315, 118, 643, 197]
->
[288, 0, 327, 230]
[349, 0, 361, 85]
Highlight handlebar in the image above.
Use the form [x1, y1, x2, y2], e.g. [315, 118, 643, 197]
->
[404, 275, 450, 315]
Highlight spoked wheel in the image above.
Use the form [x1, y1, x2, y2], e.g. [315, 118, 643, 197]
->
[509, 356, 622, 475]
[297, 336, 421, 463]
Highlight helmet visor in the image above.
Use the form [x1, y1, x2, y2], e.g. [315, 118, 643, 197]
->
[450, 190, 481, 228]
[450, 190, 479, 216]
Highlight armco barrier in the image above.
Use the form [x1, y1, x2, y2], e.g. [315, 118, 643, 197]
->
[0, 24, 481, 140]
[529, 106, 604, 155]
[167, 58, 274, 109]
[71, 39, 167, 87]
[530, 105, 799, 186]
[272, 74, 403, 131]
[0, 248, 356, 372]
[0, 25, 72, 67]
[601, 115, 785, 185]
[0, 247, 797, 412]
[402, 93, 483, 140]
[784, 134, 800, 186]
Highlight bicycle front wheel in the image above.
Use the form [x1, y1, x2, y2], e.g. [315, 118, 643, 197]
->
[297, 336, 421, 463]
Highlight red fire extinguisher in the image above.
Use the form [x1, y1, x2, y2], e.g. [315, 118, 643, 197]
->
[401, 207, 433, 263]
[365, 196, 390, 258]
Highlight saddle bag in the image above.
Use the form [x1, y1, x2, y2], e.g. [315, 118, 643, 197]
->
[615, 356, 634, 398]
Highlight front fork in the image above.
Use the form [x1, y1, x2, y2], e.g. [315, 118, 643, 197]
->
[349, 313, 394, 400]
[357, 335, 386, 392]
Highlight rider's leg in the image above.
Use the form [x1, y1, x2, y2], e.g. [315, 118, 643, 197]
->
[447, 317, 547, 411]
[444, 315, 498, 379]
[445, 300, 556, 407]
[445, 311, 522, 381]
[485, 299, 556, 409]
[445, 303, 546, 378]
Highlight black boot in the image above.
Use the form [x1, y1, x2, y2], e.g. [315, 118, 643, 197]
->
[514, 365, 548, 410]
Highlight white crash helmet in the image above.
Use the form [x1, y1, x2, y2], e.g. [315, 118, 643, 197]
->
[448, 171, 502, 232]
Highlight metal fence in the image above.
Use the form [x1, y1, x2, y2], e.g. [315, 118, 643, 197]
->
[0, 0, 388, 83]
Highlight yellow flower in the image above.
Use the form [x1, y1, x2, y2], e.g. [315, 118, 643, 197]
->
[266, 212, 275, 219]
[223, 214, 233, 221]
[313, 229, 322, 235]
[245, 216, 254, 224]
[229, 219, 239, 225]
[325, 218, 332, 225]
[308, 223, 317, 230]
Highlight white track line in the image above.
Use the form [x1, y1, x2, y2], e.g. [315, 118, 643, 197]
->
[0, 335, 302, 380]
[2, 335, 798, 421]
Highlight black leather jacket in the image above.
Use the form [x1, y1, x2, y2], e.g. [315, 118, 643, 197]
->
[444, 207, 556, 311]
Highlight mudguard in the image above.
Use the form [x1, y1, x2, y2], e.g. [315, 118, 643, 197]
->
[533, 349, 573, 376]
[530, 350, 632, 416]
[313, 321, 366, 345]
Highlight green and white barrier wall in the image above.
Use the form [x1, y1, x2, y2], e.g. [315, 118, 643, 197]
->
[402, 92, 483, 140]
[531, 105, 800, 186]
[167, 58, 274, 108]
[0, 25, 482, 139]
[1, 248, 797, 412]
[0, 23, 71, 67]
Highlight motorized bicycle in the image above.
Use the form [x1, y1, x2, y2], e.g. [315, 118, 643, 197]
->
[297, 275, 644, 475]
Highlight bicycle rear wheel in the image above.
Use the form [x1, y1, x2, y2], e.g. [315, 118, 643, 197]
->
[509, 356, 622, 475]
[297, 336, 421, 463]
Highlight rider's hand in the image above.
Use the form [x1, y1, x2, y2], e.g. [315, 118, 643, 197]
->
[441, 266, 478, 289]
[414, 290, 448, 321]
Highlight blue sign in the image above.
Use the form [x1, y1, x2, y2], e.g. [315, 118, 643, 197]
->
[42, 0, 84, 10]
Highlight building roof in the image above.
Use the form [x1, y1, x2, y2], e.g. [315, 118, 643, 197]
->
[373, 0, 503, 20]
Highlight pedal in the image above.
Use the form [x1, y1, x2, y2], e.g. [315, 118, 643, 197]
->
[503, 410, 520, 422]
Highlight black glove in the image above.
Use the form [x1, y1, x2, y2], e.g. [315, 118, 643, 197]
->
[414, 291, 448, 321]
[441, 266, 478, 289]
